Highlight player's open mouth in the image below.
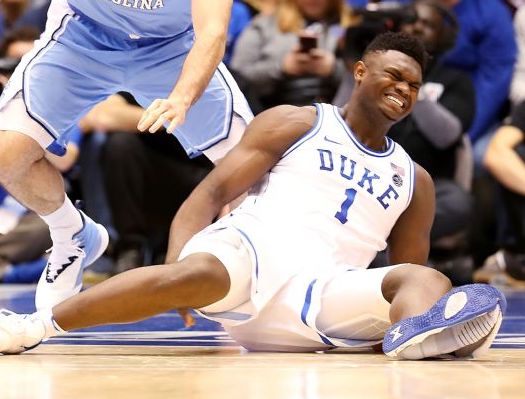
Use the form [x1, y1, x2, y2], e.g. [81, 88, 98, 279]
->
[385, 94, 406, 110]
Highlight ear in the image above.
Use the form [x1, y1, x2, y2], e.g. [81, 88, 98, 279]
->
[353, 60, 367, 84]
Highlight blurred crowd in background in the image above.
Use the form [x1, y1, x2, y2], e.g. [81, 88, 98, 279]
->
[0, 0, 525, 288]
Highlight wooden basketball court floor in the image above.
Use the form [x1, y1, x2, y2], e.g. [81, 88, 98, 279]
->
[0, 284, 524, 399]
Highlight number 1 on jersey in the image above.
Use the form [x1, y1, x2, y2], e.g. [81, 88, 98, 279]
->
[335, 188, 357, 224]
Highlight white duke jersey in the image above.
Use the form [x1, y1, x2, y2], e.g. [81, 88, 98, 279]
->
[232, 103, 416, 271]
[66, 0, 192, 38]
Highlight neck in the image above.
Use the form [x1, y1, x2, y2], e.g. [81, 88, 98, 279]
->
[343, 99, 393, 151]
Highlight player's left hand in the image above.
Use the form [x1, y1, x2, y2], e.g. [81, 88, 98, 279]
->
[178, 308, 195, 328]
[137, 95, 190, 134]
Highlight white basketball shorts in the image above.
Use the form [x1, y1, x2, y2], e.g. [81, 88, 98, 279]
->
[179, 223, 401, 352]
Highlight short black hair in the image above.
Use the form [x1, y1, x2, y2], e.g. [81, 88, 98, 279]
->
[363, 31, 428, 73]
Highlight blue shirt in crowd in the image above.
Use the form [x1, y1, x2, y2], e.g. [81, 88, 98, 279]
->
[225, 0, 253, 65]
[442, 0, 516, 142]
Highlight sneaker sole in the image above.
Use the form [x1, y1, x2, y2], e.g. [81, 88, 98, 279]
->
[383, 284, 506, 358]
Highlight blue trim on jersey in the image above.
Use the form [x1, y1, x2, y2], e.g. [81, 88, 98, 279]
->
[234, 227, 259, 285]
[21, 14, 75, 142]
[332, 106, 396, 158]
[200, 311, 252, 321]
[195, 66, 234, 153]
[282, 103, 324, 158]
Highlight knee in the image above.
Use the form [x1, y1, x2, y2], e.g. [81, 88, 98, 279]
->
[163, 254, 231, 308]
[382, 264, 452, 303]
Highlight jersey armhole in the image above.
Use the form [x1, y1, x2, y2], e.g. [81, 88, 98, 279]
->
[281, 103, 325, 159]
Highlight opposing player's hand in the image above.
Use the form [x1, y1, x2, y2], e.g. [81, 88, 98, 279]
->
[137, 95, 190, 134]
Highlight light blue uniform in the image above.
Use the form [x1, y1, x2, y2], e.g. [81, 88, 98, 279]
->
[0, 0, 252, 157]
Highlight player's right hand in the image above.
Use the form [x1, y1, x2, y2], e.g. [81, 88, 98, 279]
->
[137, 96, 190, 134]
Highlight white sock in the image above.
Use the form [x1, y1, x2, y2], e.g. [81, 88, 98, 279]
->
[35, 308, 67, 339]
[40, 197, 83, 243]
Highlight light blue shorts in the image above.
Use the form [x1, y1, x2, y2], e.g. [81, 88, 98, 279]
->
[0, 9, 252, 157]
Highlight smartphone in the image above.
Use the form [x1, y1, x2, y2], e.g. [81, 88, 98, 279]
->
[298, 34, 318, 53]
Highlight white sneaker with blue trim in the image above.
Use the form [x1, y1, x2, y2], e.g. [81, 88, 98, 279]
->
[35, 211, 109, 310]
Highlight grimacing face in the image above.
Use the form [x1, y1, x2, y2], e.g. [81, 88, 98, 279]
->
[354, 50, 422, 122]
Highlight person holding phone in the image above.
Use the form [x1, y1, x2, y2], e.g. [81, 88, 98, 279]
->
[231, 0, 356, 111]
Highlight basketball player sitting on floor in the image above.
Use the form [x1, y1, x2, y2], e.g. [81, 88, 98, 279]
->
[0, 32, 505, 359]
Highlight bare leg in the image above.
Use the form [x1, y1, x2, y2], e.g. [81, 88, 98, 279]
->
[381, 263, 452, 323]
[0, 131, 65, 215]
[53, 253, 230, 331]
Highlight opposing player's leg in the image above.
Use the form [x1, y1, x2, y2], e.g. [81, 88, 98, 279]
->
[0, 11, 123, 310]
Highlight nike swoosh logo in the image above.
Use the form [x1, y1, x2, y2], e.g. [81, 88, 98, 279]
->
[323, 136, 342, 145]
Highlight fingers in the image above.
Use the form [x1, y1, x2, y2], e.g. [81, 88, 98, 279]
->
[149, 113, 167, 133]
[166, 113, 185, 134]
[137, 99, 165, 132]
[137, 99, 186, 133]
[309, 48, 325, 58]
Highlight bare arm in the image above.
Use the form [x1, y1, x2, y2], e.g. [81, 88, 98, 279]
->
[165, 105, 317, 262]
[138, 0, 233, 133]
[80, 95, 143, 133]
[387, 164, 435, 265]
[484, 125, 525, 196]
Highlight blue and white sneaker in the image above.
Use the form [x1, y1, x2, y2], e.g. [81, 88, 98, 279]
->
[35, 211, 109, 311]
[383, 284, 506, 359]
[0, 309, 45, 354]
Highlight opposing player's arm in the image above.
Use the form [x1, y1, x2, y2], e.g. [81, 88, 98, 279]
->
[165, 105, 317, 262]
[138, 0, 233, 133]
[387, 164, 435, 265]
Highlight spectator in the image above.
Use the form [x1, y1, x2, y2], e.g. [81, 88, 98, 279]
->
[231, 0, 355, 110]
[440, 0, 516, 165]
[394, 1, 475, 280]
[244, 0, 278, 14]
[510, 6, 525, 106]
[0, 0, 49, 39]
[224, 1, 256, 65]
[475, 99, 525, 286]
[0, 25, 39, 90]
